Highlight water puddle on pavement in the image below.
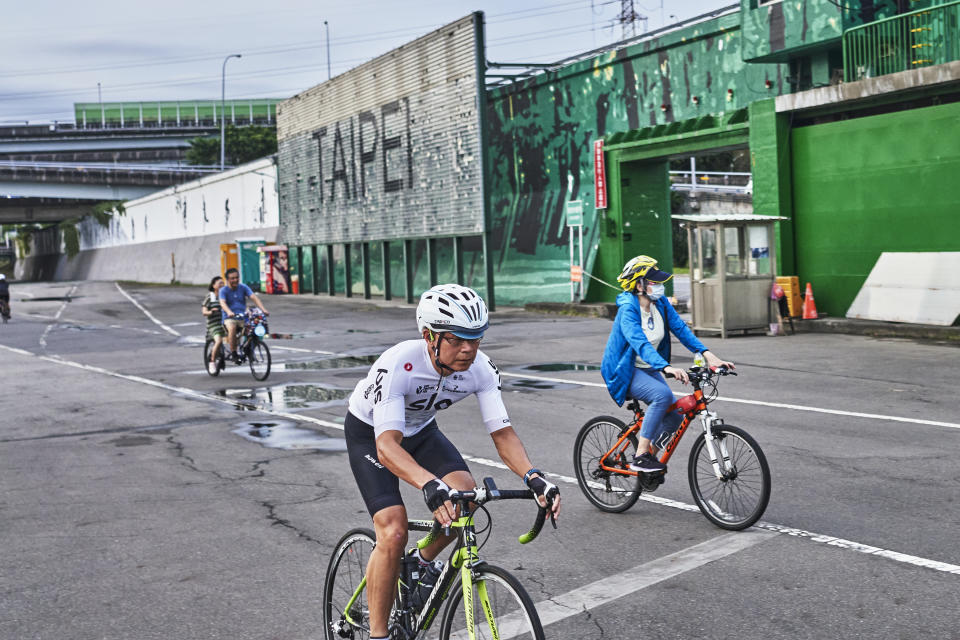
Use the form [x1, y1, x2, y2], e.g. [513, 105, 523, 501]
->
[215, 383, 351, 411]
[502, 378, 582, 393]
[232, 420, 347, 451]
[277, 355, 380, 371]
[515, 363, 600, 373]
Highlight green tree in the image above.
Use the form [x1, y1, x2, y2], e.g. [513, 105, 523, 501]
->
[185, 125, 277, 167]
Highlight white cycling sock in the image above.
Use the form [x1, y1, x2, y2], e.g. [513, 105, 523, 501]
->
[411, 548, 429, 566]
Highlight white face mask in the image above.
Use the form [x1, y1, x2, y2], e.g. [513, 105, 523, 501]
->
[645, 283, 665, 300]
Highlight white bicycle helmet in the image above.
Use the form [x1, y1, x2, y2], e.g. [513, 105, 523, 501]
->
[416, 284, 489, 339]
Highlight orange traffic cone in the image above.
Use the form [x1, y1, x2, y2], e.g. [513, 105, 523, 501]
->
[802, 282, 818, 319]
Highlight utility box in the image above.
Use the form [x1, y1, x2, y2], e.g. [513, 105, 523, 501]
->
[236, 238, 266, 291]
[675, 214, 786, 338]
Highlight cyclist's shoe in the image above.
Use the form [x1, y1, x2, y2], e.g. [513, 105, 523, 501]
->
[207, 361, 218, 374]
[629, 452, 667, 474]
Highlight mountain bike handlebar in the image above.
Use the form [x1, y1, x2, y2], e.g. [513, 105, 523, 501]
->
[425, 477, 554, 545]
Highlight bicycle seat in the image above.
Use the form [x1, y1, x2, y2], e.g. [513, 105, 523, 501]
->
[625, 398, 644, 415]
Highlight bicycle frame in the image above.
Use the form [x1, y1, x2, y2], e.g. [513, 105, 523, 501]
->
[599, 374, 736, 481]
[338, 510, 498, 640]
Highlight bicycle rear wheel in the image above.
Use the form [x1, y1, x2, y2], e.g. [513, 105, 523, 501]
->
[573, 416, 641, 513]
[323, 528, 376, 640]
[438, 563, 543, 640]
[248, 339, 271, 381]
[688, 425, 771, 531]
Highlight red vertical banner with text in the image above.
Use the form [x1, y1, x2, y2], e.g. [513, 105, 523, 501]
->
[594, 139, 607, 209]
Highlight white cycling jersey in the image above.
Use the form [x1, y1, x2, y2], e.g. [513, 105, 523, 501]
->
[348, 339, 511, 439]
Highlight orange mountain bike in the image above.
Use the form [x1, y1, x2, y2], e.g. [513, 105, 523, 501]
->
[574, 366, 771, 530]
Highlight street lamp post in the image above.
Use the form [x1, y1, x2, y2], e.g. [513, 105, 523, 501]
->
[221, 53, 242, 170]
[324, 21, 331, 79]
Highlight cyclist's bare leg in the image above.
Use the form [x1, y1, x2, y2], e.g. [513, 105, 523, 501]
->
[211, 335, 223, 362]
[418, 469, 475, 562]
[225, 320, 238, 352]
[368, 504, 409, 638]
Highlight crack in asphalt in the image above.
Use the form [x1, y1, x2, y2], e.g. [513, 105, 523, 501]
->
[583, 604, 605, 637]
[261, 499, 327, 546]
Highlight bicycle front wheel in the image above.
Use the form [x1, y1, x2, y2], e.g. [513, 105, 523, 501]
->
[323, 528, 376, 640]
[439, 563, 544, 640]
[248, 339, 271, 381]
[688, 425, 771, 531]
[573, 416, 641, 513]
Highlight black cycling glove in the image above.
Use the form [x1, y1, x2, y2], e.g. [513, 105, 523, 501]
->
[422, 478, 451, 512]
[525, 473, 559, 504]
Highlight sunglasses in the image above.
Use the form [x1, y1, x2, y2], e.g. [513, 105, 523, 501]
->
[440, 334, 482, 348]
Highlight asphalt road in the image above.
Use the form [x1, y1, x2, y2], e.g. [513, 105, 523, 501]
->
[1, 281, 958, 640]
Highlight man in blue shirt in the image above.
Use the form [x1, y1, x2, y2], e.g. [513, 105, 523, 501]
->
[218, 267, 269, 356]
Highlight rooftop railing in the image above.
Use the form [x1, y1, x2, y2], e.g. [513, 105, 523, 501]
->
[844, 1, 960, 81]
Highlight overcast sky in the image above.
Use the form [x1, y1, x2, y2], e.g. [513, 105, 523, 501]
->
[0, 1, 732, 124]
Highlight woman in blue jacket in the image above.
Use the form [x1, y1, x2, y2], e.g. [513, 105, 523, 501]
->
[601, 255, 734, 474]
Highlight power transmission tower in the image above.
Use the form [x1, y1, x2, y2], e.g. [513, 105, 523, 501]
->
[617, 0, 647, 40]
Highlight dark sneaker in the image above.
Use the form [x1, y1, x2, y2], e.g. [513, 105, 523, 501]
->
[629, 452, 667, 474]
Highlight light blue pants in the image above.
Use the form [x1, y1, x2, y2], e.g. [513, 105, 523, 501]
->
[629, 367, 683, 445]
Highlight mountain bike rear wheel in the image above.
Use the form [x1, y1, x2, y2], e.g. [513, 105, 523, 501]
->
[438, 563, 544, 640]
[323, 528, 376, 640]
[573, 416, 641, 513]
[688, 425, 771, 530]
[248, 339, 271, 381]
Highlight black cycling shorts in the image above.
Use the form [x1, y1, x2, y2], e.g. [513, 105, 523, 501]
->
[344, 411, 470, 517]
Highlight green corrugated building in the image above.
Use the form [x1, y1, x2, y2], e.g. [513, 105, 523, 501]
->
[284, 1, 960, 317]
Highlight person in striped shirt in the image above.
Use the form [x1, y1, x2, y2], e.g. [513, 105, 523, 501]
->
[201, 275, 226, 374]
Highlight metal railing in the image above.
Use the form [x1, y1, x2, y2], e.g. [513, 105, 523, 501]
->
[0, 160, 226, 174]
[669, 170, 752, 193]
[844, 1, 960, 81]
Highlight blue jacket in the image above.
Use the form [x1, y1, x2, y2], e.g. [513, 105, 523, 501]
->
[601, 292, 708, 406]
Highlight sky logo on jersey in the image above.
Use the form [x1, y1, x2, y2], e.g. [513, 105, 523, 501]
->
[373, 368, 388, 403]
[408, 393, 453, 411]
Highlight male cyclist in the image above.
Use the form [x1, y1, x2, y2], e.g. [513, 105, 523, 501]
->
[601, 255, 734, 474]
[218, 268, 268, 359]
[345, 284, 561, 640]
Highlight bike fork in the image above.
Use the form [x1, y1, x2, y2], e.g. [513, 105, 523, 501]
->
[699, 412, 734, 479]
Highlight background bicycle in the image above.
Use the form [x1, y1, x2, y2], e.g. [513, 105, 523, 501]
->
[203, 308, 271, 380]
[323, 478, 553, 640]
[574, 366, 771, 530]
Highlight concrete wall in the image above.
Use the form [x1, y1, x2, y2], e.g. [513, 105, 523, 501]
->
[16, 227, 280, 285]
[16, 156, 280, 285]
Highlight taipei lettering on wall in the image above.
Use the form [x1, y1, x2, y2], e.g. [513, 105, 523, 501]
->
[276, 13, 484, 246]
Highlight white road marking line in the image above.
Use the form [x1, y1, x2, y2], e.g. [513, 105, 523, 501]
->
[499, 371, 960, 430]
[3, 343, 959, 577]
[38, 284, 77, 349]
[532, 529, 779, 633]
[114, 282, 180, 336]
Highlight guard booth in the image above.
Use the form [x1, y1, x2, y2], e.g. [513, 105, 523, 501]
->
[675, 214, 785, 338]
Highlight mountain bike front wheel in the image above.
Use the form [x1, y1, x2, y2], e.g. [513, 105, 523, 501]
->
[688, 425, 771, 531]
[438, 563, 544, 640]
[573, 416, 642, 513]
[248, 339, 271, 381]
[323, 528, 376, 640]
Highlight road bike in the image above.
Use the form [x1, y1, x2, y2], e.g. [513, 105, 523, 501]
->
[574, 366, 771, 530]
[203, 309, 271, 381]
[324, 477, 553, 640]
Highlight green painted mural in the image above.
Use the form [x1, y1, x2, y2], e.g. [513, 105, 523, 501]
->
[486, 10, 787, 305]
[791, 100, 960, 316]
